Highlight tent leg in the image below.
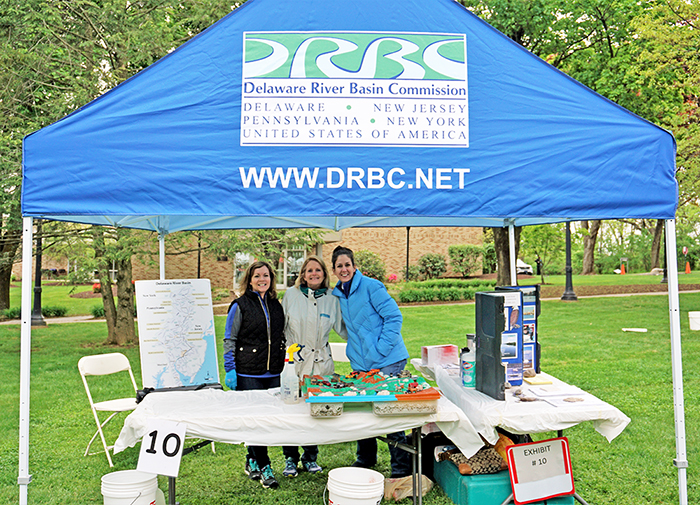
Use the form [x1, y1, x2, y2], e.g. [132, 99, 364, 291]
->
[665, 219, 688, 505]
[19, 217, 34, 505]
[508, 223, 517, 286]
[159, 233, 165, 280]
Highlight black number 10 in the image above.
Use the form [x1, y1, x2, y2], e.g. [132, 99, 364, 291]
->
[145, 430, 182, 457]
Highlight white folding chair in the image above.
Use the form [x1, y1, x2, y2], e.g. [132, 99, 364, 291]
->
[78, 352, 138, 467]
[330, 342, 350, 362]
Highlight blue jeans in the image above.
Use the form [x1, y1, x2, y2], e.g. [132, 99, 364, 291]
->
[237, 375, 280, 469]
[282, 445, 319, 464]
[355, 359, 412, 477]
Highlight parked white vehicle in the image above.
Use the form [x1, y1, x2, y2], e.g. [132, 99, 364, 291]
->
[516, 259, 533, 275]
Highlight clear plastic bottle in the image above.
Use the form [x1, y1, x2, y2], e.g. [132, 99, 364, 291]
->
[461, 344, 476, 389]
[281, 344, 300, 404]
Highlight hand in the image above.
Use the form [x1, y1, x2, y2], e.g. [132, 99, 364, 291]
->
[225, 369, 237, 390]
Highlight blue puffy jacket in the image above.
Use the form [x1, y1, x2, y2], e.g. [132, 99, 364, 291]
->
[332, 270, 409, 371]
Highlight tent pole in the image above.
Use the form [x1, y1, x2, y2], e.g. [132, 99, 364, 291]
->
[664, 219, 688, 505]
[19, 217, 34, 505]
[159, 233, 165, 280]
[508, 223, 516, 286]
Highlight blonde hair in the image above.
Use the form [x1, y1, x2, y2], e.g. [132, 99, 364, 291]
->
[238, 260, 277, 299]
[295, 255, 330, 289]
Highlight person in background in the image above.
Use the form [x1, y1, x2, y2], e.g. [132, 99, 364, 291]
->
[331, 246, 412, 479]
[223, 260, 285, 489]
[280, 255, 345, 478]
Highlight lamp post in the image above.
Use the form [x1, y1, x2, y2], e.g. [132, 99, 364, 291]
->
[31, 220, 46, 326]
[561, 221, 578, 301]
[405, 226, 411, 281]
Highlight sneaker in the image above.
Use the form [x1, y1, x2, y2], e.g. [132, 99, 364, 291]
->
[283, 457, 299, 478]
[260, 465, 279, 489]
[302, 460, 323, 474]
[244, 458, 262, 481]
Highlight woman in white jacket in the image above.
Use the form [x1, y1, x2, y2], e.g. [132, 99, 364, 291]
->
[281, 255, 345, 478]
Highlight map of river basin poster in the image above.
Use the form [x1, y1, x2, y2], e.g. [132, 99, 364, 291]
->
[136, 279, 220, 389]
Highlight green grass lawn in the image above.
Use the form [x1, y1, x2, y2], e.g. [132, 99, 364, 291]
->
[8, 283, 102, 317]
[541, 270, 700, 286]
[7, 271, 700, 318]
[1, 291, 699, 503]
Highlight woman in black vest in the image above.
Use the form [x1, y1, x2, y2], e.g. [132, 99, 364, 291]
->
[223, 260, 286, 489]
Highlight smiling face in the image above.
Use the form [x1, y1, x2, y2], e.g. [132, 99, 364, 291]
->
[302, 259, 325, 290]
[250, 265, 271, 296]
[333, 254, 356, 284]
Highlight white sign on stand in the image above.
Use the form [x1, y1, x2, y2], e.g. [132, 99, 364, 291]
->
[506, 437, 575, 505]
[137, 419, 187, 478]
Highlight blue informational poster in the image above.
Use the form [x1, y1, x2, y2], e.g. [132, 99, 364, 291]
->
[499, 290, 523, 386]
[498, 285, 540, 374]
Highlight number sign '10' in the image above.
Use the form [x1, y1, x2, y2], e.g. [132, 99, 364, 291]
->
[137, 419, 186, 478]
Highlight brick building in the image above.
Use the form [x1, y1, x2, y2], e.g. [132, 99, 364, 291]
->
[130, 226, 482, 290]
[15, 227, 482, 291]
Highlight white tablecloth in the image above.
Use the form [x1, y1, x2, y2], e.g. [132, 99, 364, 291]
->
[432, 365, 630, 446]
[114, 387, 485, 457]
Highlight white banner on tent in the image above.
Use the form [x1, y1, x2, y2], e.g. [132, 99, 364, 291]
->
[241, 31, 469, 147]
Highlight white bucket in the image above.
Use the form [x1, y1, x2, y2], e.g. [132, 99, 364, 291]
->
[689, 312, 700, 331]
[101, 470, 159, 505]
[327, 467, 384, 505]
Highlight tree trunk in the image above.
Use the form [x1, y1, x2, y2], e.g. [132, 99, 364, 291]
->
[0, 228, 21, 311]
[493, 226, 521, 286]
[92, 227, 118, 344]
[115, 254, 136, 344]
[581, 220, 601, 275]
[650, 219, 664, 270]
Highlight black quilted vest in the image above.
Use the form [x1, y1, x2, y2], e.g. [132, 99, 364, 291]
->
[231, 290, 285, 375]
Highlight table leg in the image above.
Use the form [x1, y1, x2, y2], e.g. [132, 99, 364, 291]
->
[168, 476, 177, 505]
[416, 428, 423, 505]
[573, 492, 591, 504]
[379, 428, 423, 505]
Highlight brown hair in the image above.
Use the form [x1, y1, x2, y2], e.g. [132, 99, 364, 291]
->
[332, 245, 355, 269]
[295, 255, 330, 289]
[238, 260, 277, 299]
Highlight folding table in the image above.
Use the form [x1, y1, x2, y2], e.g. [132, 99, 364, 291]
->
[114, 387, 483, 505]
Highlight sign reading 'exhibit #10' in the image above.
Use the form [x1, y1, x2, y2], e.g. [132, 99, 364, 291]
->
[241, 32, 468, 147]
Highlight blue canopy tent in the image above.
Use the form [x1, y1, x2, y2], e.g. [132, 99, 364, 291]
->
[19, 0, 685, 503]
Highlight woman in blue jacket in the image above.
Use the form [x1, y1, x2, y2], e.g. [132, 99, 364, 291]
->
[331, 246, 411, 478]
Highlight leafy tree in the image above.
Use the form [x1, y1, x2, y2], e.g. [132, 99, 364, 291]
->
[481, 229, 497, 274]
[458, 0, 645, 277]
[628, 1, 700, 264]
[159, 229, 324, 276]
[0, 0, 239, 330]
[448, 244, 483, 278]
[520, 224, 564, 282]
